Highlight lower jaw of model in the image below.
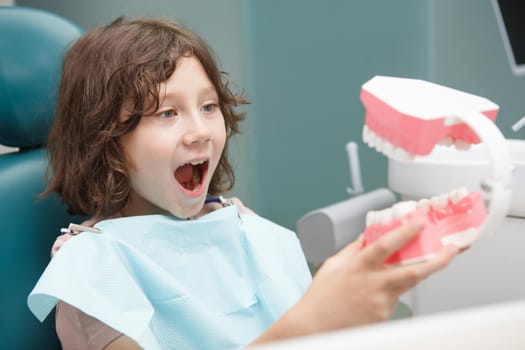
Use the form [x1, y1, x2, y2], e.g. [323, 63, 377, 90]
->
[362, 187, 487, 265]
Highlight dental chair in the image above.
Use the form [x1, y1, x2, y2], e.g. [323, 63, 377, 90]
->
[0, 7, 83, 349]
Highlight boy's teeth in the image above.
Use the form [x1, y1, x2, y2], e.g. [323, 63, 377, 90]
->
[190, 160, 206, 165]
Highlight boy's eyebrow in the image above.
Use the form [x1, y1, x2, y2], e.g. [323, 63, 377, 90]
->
[199, 86, 219, 98]
[161, 85, 219, 101]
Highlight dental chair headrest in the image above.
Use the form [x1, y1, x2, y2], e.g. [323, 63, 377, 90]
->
[0, 7, 83, 148]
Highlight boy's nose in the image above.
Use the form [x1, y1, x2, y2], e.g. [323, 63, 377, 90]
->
[183, 114, 211, 145]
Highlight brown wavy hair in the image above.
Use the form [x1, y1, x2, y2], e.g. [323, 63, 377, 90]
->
[43, 17, 247, 218]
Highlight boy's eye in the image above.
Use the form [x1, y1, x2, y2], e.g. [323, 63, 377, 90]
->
[202, 103, 218, 113]
[159, 109, 176, 119]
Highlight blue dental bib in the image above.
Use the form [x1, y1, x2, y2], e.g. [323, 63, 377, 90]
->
[28, 206, 312, 349]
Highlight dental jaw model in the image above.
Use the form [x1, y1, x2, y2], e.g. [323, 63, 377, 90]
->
[360, 76, 513, 264]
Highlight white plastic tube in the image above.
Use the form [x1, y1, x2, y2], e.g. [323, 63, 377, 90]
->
[345, 142, 364, 195]
[512, 115, 525, 132]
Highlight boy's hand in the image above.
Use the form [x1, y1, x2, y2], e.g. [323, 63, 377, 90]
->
[296, 218, 459, 332]
[50, 217, 101, 258]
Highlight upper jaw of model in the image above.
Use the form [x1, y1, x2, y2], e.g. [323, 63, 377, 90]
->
[363, 124, 474, 162]
[359, 76, 513, 264]
[360, 76, 500, 159]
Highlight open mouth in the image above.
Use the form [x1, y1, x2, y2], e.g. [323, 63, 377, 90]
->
[174, 160, 209, 192]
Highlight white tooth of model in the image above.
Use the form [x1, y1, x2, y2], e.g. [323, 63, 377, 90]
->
[454, 139, 472, 150]
[438, 136, 454, 146]
[392, 201, 417, 219]
[417, 198, 431, 213]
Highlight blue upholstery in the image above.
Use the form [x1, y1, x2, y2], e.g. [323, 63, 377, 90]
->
[0, 7, 83, 349]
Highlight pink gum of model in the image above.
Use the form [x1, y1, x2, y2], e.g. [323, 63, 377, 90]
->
[362, 192, 487, 265]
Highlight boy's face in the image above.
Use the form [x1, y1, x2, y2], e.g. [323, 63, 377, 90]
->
[120, 56, 227, 219]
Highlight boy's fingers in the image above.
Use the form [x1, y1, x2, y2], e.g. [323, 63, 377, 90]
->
[344, 234, 365, 255]
[359, 218, 426, 267]
[50, 233, 74, 258]
[336, 234, 366, 259]
[230, 197, 256, 215]
[387, 244, 459, 292]
[413, 244, 459, 279]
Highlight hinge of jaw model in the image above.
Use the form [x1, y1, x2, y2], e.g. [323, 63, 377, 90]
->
[360, 76, 513, 264]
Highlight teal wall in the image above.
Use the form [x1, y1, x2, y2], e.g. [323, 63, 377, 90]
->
[246, 0, 432, 228]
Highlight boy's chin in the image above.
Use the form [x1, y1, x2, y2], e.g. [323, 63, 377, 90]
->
[169, 199, 207, 220]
